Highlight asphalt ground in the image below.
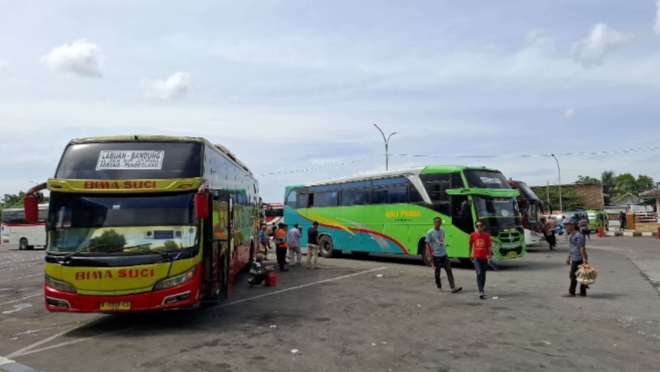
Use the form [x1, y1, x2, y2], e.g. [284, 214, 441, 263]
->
[0, 237, 659, 372]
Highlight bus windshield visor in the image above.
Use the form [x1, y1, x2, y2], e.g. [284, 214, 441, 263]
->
[464, 170, 511, 189]
[46, 192, 197, 253]
[474, 196, 520, 230]
[55, 142, 202, 179]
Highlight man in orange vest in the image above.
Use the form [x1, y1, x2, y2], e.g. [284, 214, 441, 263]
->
[274, 223, 289, 272]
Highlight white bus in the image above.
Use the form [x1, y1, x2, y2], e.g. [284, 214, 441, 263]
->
[1, 203, 48, 250]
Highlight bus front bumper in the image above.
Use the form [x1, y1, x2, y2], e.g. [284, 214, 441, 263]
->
[44, 275, 201, 313]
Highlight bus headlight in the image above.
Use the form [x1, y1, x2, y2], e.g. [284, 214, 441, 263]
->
[492, 242, 502, 249]
[45, 275, 77, 293]
[154, 266, 196, 290]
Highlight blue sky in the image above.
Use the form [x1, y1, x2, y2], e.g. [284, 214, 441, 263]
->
[1, 0, 660, 202]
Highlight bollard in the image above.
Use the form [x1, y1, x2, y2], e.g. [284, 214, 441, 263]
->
[597, 226, 605, 238]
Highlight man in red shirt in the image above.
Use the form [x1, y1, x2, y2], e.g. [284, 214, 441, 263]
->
[469, 221, 492, 300]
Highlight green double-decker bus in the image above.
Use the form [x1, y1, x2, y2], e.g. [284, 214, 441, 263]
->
[283, 166, 526, 266]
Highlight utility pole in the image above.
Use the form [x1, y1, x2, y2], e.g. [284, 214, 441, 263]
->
[373, 124, 397, 171]
[551, 154, 562, 211]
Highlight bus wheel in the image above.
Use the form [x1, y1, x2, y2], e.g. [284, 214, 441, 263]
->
[419, 240, 432, 267]
[351, 251, 370, 259]
[319, 236, 339, 258]
[459, 258, 473, 267]
[19, 238, 28, 251]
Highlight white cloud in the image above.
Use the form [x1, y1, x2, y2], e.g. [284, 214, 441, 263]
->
[655, 1, 660, 35]
[41, 39, 104, 77]
[570, 23, 626, 68]
[139, 72, 191, 101]
[562, 108, 576, 119]
[0, 58, 8, 72]
[524, 29, 546, 48]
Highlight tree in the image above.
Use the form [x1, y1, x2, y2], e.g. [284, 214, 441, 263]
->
[636, 175, 654, 194]
[613, 173, 637, 197]
[601, 170, 615, 205]
[0, 191, 49, 216]
[531, 186, 586, 211]
[88, 230, 126, 252]
[575, 175, 600, 185]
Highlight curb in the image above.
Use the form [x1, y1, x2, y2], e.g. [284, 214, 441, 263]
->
[0, 357, 39, 372]
[604, 231, 658, 238]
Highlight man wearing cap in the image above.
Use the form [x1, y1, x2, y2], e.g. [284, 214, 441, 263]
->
[563, 219, 589, 297]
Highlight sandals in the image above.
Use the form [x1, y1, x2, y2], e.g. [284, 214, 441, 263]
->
[451, 287, 463, 294]
[562, 293, 576, 298]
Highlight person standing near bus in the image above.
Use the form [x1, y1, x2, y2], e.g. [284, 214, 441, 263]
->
[426, 217, 462, 293]
[274, 223, 289, 272]
[259, 224, 269, 260]
[546, 216, 557, 250]
[469, 221, 492, 300]
[287, 223, 302, 266]
[307, 221, 320, 270]
[563, 219, 588, 297]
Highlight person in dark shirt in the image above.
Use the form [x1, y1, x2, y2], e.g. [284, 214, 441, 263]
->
[307, 221, 320, 269]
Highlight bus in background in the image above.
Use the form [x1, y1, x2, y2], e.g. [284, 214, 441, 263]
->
[508, 180, 550, 246]
[23, 135, 260, 313]
[263, 203, 284, 226]
[283, 166, 525, 266]
[1, 204, 48, 250]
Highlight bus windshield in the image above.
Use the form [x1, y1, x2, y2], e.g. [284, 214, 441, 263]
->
[474, 196, 520, 230]
[516, 181, 542, 201]
[46, 192, 197, 254]
[464, 170, 510, 189]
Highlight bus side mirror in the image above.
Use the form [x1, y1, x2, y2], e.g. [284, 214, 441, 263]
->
[194, 192, 209, 219]
[24, 194, 39, 222]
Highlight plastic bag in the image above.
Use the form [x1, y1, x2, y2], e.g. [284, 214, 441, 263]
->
[576, 263, 598, 285]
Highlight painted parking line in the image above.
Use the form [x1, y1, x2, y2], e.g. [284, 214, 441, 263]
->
[6, 266, 387, 359]
[0, 273, 42, 284]
[0, 356, 39, 372]
[0, 293, 42, 307]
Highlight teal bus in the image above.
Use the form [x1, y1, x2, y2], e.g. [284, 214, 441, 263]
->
[283, 166, 525, 266]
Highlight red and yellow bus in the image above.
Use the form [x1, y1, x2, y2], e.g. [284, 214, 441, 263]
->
[23, 135, 260, 313]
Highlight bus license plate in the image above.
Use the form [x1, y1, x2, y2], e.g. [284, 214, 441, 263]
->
[507, 251, 517, 258]
[100, 301, 131, 311]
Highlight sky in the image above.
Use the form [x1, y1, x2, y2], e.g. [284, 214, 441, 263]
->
[1, 0, 660, 202]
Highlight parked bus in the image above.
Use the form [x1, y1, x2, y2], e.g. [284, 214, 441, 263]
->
[508, 180, 550, 246]
[283, 166, 525, 266]
[23, 135, 260, 313]
[263, 203, 284, 226]
[1, 204, 48, 249]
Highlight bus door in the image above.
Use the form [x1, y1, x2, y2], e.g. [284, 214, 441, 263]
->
[450, 195, 474, 255]
[202, 189, 233, 301]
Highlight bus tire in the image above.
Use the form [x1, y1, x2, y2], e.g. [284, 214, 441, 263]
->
[19, 238, 28, 251]
[418, 239, 432, 267]
[351, 251, 370, 259]
[319, 236, 340, 258]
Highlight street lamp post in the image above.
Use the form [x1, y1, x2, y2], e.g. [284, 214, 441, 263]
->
[551, 154, 562, 212]
[373, 124, 397, 171]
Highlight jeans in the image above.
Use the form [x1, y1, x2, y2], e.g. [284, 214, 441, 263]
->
[433, 255, 455, 289]
[307, 244, 319, 268]
[276, 248, 288, 270]
[288, 246, 302, 264]
[473, 258, 488, 292]
[569, 260, 587, 295]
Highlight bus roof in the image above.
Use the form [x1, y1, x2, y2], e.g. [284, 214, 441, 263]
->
[291, 165, 501, 188]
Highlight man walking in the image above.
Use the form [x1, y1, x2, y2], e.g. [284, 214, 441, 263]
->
[426, 217, 462, 293]
[287, 223, 302, 266]
[307, 221, 320, 269]
[563, 219, 589, 297]
[274, 223, 289, 272]
[469, 221, 492, 300]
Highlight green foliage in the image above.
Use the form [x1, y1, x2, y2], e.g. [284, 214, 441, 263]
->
[163, 240, 181, 250]
[0, 191, 49, 215]
[611, 173, 655, 197]
[531, 186, 586, 211]
[575, 175, 600, 185]
[601, 170, 615, 205]
[89, 230, 127, 252]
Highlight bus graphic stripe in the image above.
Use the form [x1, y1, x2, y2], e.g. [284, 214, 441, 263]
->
[291, 210, 408, 255]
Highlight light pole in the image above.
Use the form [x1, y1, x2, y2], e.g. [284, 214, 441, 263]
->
[373, 124, 397, 171]
[551, 154, 562, 212]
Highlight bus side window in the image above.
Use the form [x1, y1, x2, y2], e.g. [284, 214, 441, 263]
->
[373, 188, 388, 204]
[341, 190, 356, 206]
[296, 193, 308, 209]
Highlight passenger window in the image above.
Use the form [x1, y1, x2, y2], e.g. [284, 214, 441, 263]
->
[296, 193, 308, 209]
[313, 192, 338, 207]
[387, 185, 408, 203]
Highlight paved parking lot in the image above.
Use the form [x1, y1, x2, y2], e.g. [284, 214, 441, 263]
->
[1, 238, 659, 372]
